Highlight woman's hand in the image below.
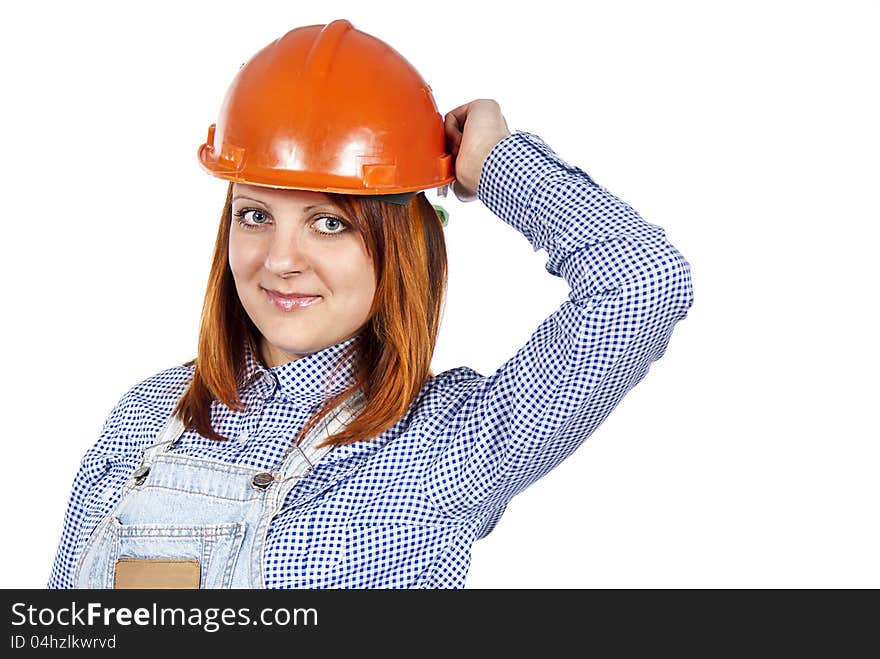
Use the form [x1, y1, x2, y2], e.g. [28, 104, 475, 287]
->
[444, 99, 511, 202]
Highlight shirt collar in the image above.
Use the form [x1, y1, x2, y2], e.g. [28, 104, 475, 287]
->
[241, 335, 361, 409]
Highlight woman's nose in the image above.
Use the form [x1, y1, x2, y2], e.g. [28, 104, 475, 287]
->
[263, 228, 309, 275]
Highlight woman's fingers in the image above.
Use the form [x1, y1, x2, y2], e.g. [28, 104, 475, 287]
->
[446, 100, 474, 126]
[444, 111, 464, 151]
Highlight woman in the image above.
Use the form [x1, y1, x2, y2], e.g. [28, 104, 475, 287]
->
[49, 20, 693, 589]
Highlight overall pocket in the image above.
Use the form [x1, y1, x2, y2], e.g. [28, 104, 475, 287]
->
[105, 518, 246, 589]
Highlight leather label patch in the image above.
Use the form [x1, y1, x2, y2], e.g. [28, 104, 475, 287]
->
[114, 558, 201, 589]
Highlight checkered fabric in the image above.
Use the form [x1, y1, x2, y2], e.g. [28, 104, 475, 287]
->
[49, 131, 694, 588]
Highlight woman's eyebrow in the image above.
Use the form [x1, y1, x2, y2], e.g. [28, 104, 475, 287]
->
[232, 195, 267, 205]
[231, 196, 335, 213]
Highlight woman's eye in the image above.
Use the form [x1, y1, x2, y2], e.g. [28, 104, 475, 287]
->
[242, 209, 268, 224]
[232, 208, 270, 229]
[314, 216, 347, 235]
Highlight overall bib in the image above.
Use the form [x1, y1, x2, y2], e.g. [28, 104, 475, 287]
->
[73, 391, 364, 589]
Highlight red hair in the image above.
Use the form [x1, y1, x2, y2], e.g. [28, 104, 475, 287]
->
[173, 182, 448, 448]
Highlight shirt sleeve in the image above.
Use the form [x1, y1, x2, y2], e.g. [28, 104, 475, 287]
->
[47, 393, 132, 589]
[422, 130, 694, 524]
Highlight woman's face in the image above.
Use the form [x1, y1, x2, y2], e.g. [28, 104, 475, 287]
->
[229, 183, 376, 367]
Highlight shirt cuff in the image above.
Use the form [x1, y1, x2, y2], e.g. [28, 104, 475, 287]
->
[476, 130, 599, 252]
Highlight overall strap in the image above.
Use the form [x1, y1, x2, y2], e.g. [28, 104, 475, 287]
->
[138, 413, 187, 466]
[277, 389, 366, 480]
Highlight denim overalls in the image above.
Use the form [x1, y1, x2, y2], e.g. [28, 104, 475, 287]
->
[73, 390, 364, 589]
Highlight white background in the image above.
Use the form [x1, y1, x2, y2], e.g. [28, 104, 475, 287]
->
[0, 0, 877, 588]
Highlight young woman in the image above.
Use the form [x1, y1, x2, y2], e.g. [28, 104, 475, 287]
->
[49, 19, 693, 589]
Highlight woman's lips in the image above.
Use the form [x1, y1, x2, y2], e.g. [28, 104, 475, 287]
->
[263, 288, 322, 312]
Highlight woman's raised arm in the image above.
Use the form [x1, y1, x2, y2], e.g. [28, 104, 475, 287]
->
[421, 111, 694, 528]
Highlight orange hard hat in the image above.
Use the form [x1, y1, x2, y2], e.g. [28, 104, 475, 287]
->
[197, 19, 454, 204]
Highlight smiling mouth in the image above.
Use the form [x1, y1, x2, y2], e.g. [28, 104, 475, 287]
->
[263, 288, 322, 311]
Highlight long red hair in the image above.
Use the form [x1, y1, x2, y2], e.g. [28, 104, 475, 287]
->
[172, 182, 448, 448]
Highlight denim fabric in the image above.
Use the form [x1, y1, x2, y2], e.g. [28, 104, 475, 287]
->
[74, 392, 364, 588]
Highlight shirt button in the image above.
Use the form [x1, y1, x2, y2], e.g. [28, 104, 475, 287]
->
[252, 472, 275, 490]
[132, 466, 150, 485]
[261, 372, 277, 398]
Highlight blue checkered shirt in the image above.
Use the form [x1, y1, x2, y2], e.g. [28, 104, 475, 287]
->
[49, 130, 694, 588]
